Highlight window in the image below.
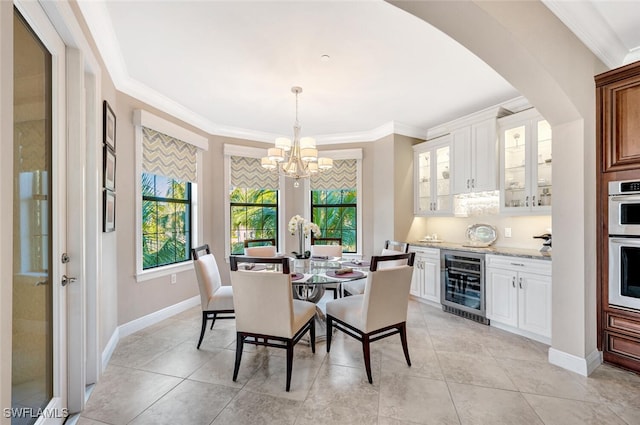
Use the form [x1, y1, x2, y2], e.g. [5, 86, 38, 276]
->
[309, 155, 360, 254]
[134, 110, 207, 280]
[142, 173, 191, 269]
[229, 188, 278, 254]
[311, 189, 357, 252]
[227, 154, 280, 255]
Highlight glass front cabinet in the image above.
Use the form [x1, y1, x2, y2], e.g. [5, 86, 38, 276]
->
[499, 109, 552, 214]
[414, 136, 452, 216]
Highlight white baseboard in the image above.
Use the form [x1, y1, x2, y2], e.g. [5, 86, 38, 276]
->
[101, 295, 200, 370]
[548, 347, 602, 376]
[119, 295, 200, 338]
[489, 322, 551, 345]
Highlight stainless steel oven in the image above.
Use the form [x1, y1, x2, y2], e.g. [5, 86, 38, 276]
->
[608, 180, 640, 310]
[440, 250, 488, 324]
[609, 180, 640, 236]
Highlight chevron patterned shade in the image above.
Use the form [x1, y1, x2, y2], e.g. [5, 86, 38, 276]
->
[310, 159, 357, 190]
[231, 155, 279, 189]
[143, 127, 197, 182]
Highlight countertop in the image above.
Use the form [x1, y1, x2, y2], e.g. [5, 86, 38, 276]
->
[409, 241, 552, 260]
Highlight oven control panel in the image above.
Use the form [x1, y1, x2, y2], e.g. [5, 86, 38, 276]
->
[610, 180, 640, 195]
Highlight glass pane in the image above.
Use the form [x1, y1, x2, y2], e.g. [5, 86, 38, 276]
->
[172, 180, 188, 200]
[418, 151, 431, 212]
[142, 173, 155, 196]
[13, 10, 53, 422]
[229, 188, 245, 203]
[435, 146, 450, 211]
[143, 235, 159, 268]
[504, 125, 526, 208]
[154, 175, 171, 198]
[621, 247, 640, 298]
[342, 207, 356, 229]
[536, 120, 552, 207]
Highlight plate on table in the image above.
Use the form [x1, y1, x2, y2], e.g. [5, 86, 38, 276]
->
[325, 270, 365, 279]
[291, 272, 304, 281]
[341, 260, 370, 268]
[241, 264, 267, 271]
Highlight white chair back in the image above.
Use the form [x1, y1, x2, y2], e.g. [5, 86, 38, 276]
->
[310, 244, 343, 258]
[193, 253, 223, 311]
[361, 265, 414, 333]
[378, 248, 408, 269]
[230, 270, 296, 338]
[243, 245, 277, 257]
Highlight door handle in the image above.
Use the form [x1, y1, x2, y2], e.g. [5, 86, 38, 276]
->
[512, 276, 516, 288]
[471, 178, 475, 188]
[525, 195, 529, 207]
[518, 277, 523, 289]
[61, 275, 77, 287]
[466, 179, 470, 189]
[35, 280, 48, 286]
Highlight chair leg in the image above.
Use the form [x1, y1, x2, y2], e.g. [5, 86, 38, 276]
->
[210, 312, 217, 330]
[333, 287, 338, 299]
[233, 332, 244, 382]
[399, 322, 411, 367]
[309, 318, 316, 354]
[326, 316, 333, 352]
[362, 334, 373, 384]
[197, 311, 208, 349]
[285, 340, 294, 392]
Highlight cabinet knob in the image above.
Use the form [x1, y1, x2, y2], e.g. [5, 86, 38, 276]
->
[519, 277, 523, 289]
[466, 179, 470, 189]
[525, 195, 529, 207]
[512, 276, 516, 288]
[471, 178, 475, 188]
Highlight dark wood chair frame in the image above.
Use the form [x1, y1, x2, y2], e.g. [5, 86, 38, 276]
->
[326, 252, 415, 384]
[229, 256, 315, 391]
[384, 239, 410, 253]
[243, 238, 277, 248]
[192, 244, 235, 349]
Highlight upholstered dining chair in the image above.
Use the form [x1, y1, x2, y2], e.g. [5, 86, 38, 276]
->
[310, 238, 343, 298]
[326, 252, 415, 384]
[341, 240, 411, 296]
[243, 238, 277, 257]
[229, 256, 317, 392]
[192, 244, 235, 349]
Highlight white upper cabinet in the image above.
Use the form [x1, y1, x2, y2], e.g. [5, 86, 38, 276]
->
[413, 136, 452, 216]
[499, 108, 552, 214]
[451, 118, 499, 194]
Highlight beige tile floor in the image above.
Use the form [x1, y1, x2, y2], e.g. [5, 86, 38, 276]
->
[77, 297, 640, 425]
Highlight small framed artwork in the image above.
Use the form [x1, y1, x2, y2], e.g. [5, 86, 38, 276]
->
[103, 145, 116, 191]
[103, 190, 116, 232]
[103, 100, 116, 150]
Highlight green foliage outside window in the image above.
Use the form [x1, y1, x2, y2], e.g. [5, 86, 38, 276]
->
[230, 188, 278, 254]
[311, 189, 357, 253]
[142, 173, 191, 269]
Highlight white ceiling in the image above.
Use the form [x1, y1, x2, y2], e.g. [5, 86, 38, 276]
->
[77, 0, 640, 145]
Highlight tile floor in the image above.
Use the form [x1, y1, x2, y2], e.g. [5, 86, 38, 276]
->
[77, 297, 640, 425]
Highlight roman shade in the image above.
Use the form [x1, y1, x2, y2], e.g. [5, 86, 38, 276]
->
[231, 155, 278, 190]
[143, 126, 197, 182]
[310, 158, 357, 190]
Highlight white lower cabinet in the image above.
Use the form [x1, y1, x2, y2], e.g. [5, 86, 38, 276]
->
[409, 247, 440, 304]
[485, 254, 552, 343]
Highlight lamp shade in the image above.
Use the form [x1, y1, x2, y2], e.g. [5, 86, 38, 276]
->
[301, 148, 318, 162]
[318, 157, 333, 170]
[300, 137, 316, 149]
[268, 148, 284, 162]
[307, 162, 319, 173]
[261, 157, 277, 170]
[275, 137, 292, 151]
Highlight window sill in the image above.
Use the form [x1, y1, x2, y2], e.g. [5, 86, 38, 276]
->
[136, 261, 193, 283]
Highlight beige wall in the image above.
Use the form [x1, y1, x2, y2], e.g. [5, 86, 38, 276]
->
[1, 1, 14, 420]
[391, 0, 607, 368]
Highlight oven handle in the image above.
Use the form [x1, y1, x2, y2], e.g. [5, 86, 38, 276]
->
[609, 238, 640, 246]
[609, 195, 640, 202]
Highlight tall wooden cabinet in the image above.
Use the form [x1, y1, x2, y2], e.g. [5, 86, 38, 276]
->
[596, 60, 640, 373]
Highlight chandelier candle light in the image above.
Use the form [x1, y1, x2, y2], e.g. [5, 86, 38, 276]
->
[289, 215, 320, 259]
[261, 87, 333, 187]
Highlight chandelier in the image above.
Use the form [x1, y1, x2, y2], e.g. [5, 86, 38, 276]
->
[261, 86, 333, 187]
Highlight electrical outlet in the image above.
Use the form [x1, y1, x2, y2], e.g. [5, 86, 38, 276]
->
[170, 273, 177, 284]
[505, 227, 512, 238]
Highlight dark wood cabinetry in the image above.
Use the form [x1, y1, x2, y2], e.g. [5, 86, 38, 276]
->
[596, 61, 640, 373]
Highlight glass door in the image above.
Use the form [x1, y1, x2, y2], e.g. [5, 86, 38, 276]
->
[434, 145, 450, 212]
[535, 119, 552, 207]
[503, 124, 527, 209]
[416, 150, 432, 214]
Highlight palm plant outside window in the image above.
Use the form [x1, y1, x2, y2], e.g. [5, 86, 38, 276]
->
[311, 189, 357, 253]
[230, 188, 278, 254]
[142, 173, 191, 269]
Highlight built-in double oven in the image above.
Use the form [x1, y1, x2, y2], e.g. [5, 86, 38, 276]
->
[608, 180, 640, 310]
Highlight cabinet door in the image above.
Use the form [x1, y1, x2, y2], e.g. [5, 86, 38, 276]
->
[410, 257, 424, 297]
[433, 144, 452, 214]
[518, 271, 552, 338]
[451, 127, 471, 194]
[471, 119, 498, 192]
[531, 119, 552, 211]
[422, 256, 440, 303]
[486, 267, 518, 327]
[501, 123, 528, 211]
[415, 150, 432, 215]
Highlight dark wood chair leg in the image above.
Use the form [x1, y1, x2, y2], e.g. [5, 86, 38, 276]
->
[233, 332, 244, 382]
[326, 316, 333, 352]
[362, 334, 373, 384]
[399, 322, 411, 367]
[285, 340, 294, 392]
[197, 311, 208, 349]
[310, 318, 316, 354]
[210, 312, 217, 330]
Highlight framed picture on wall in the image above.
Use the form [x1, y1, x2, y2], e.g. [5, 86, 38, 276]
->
[103, 100, 116, 150]
[103, 190, 116, 232]
[103, 145, 116, 191]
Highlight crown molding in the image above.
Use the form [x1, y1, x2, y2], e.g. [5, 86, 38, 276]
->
[542, 0, 627, 69]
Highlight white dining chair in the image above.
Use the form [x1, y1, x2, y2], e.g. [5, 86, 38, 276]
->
[310, 240, 343, 298]
[326, 252, 415, 384]
[243, 245, 277, 257]
[229, 256, 316, 392]
[192, 244, 235, 349]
